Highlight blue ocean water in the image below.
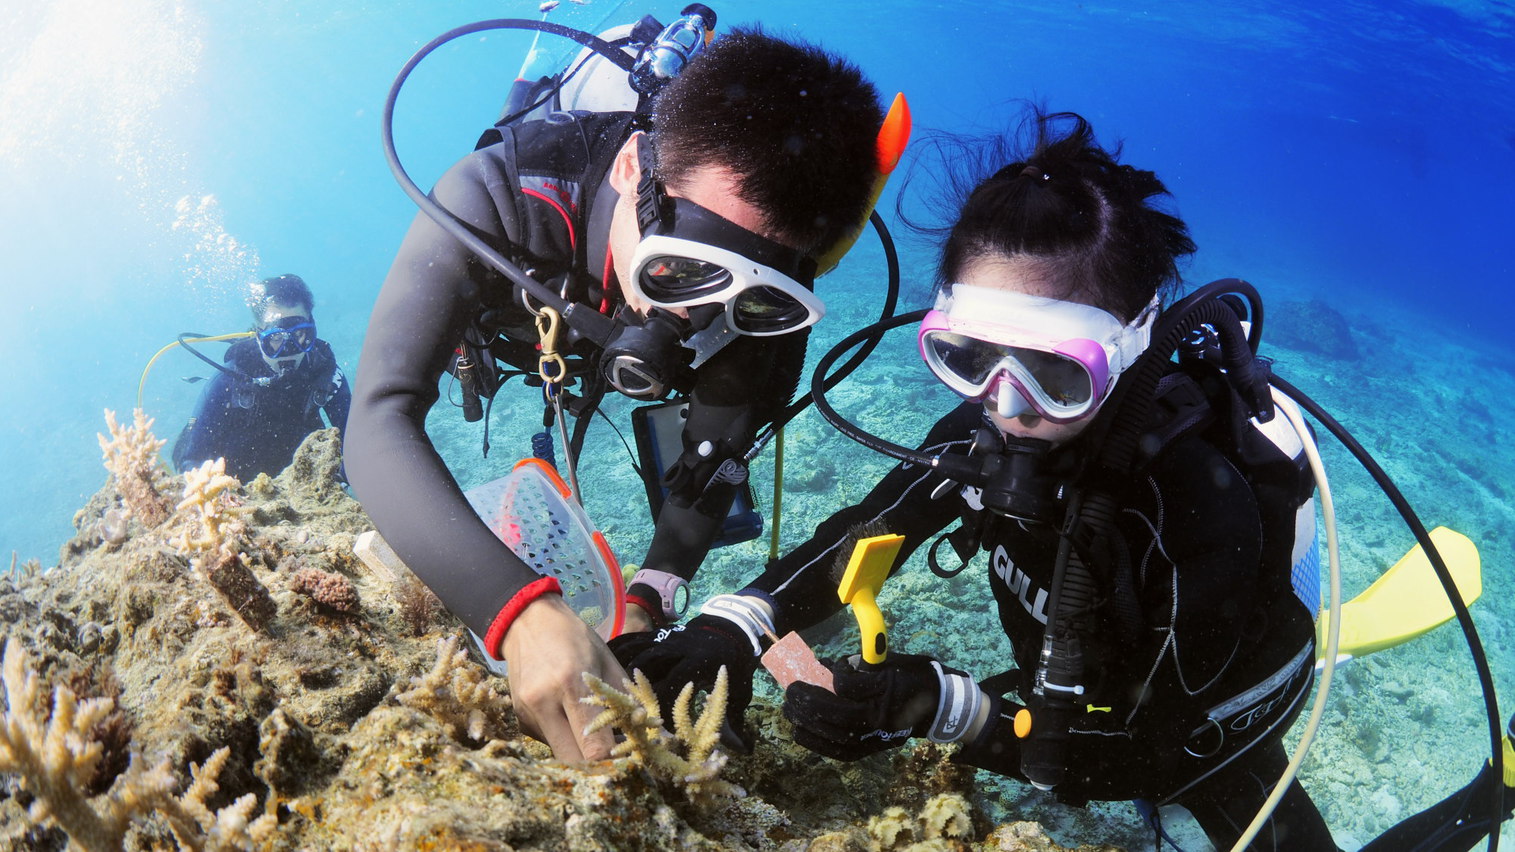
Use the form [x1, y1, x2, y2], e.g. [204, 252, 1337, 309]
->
[1, 1, 1511, 847]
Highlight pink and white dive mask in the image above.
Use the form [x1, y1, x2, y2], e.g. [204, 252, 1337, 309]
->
[917, 284, 1159, 423]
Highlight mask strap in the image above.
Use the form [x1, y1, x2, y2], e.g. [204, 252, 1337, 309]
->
[634, 135, 665, 235]
[1112, 294, 1162, 373]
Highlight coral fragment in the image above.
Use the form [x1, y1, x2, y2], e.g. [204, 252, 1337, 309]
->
[395, 636, 514, 746]
[0, 637, 277, 851]
[98, 408, 172, 529]
[582, 667, 741, 807]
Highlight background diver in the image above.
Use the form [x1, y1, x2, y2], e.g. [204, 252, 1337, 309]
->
[172, 273, 350, 482]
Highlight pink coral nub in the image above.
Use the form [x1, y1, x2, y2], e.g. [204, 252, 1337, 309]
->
[290, 568, 360, 613]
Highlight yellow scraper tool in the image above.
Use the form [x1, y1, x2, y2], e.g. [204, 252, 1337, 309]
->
[837, 533, 905, 665]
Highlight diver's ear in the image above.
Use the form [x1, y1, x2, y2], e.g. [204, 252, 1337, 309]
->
[609, 131, 645, 195]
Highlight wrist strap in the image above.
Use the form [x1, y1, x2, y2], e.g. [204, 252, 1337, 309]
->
[484, 576, 562, 660]
[628, 568, 690, 623]
[927, 662, 984, 743]
[700, 594, 776, 657]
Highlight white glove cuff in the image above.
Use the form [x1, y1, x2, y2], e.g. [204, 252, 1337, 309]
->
[928, 662, 984, 744]
[700, 594, 776, 657]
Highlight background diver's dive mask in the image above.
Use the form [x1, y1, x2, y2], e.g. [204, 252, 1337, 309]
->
[256, 314, 316, 376]
[918, 285, 1159, 424]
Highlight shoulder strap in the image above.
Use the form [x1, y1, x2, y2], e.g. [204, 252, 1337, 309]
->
[1131, 365, 1218, 473]
[490, 111, 636, 299]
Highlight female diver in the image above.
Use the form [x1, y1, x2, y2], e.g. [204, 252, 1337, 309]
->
[614, 109, 1513, 851]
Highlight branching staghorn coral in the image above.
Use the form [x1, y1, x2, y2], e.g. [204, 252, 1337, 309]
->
[582, 667, 741, 806]
[98, 408, 173, 529]
[0, 637, 277, 851]
[395, 635, 515, 746]
[171, 458, 250, 565]
[169, 458, 276, 629]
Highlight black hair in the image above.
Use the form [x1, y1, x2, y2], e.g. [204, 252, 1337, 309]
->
[901, 109, 1195, 322]
[248, 273, 314, 322]
[648, 26, 884, 256]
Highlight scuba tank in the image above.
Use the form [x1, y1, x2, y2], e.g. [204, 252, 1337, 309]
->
[487, 6, 716, 138]
[629, 4, 715, 94]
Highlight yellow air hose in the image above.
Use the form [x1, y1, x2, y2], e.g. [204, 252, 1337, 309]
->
[1231, 388, 1343, 851]
[136, 332, 254, 410]
[768, 428, 785, 561]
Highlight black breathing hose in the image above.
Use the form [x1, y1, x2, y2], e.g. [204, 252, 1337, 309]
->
[176, 332, 244, 379]
[381, 19, 619, 347]
[1270, 373, 1504, 848]
[808, 309, 934, 465]
[747, 211, 903, 460]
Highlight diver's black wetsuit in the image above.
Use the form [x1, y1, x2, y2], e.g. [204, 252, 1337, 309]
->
[745, 400, 1513, 850]
[172, 337, 349, 481]
[746, 402, 1326, 839]
[344, 111, 806, 643]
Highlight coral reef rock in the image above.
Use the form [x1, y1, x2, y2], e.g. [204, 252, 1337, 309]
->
[2, 424, 1123, 850]
[1270, 298, 1361, 361]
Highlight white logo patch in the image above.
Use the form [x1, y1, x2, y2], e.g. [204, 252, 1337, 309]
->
[991, 545, 1048, 624]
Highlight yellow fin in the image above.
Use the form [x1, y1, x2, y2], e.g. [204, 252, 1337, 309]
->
[1317, 526, 1481, 660]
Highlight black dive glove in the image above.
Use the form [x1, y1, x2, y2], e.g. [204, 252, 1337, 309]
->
[783, 653, 986, 761]
[607, 594, 775, 752]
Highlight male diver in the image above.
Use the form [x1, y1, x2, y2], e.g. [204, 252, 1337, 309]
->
[345, 24, 890, 762]
[173, 273, 350, 481]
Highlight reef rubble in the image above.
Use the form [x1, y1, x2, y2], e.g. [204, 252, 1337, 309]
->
[0, 414, 1120, 851]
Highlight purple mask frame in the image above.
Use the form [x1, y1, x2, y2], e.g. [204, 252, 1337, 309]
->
[917, 309, 1116, 423]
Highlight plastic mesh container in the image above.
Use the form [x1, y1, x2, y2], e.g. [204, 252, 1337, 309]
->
[465, 459, 625, 640]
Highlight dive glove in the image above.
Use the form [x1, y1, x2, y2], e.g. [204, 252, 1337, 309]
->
[783, 653, 985, 761]
[607, 594, 776, 752]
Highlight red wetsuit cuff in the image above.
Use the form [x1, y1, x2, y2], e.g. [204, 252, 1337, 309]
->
[624, 592, 666, 628]
[484, 576, 563, 660]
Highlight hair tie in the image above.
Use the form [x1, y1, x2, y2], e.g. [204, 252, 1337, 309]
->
[1021, 164, 1050, 181]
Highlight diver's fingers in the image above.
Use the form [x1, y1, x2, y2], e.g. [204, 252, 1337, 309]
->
[501, 595, 614, 762]
[533, 701, 588, 763]
[503, 674, 584, 762]
[572, 642, 630, 761]
[572, 693, 616, 762]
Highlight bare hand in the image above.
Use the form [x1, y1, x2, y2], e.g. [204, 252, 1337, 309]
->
[500, 595, 629, 762]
